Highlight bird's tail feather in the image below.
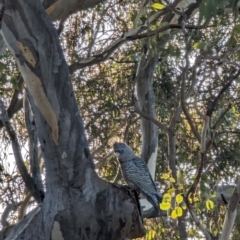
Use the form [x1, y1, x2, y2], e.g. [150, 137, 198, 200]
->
[146, 195, 161, 212]
[156, 193, 162, 203]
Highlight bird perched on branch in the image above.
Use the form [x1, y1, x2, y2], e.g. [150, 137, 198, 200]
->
[113, 142, 162, 212]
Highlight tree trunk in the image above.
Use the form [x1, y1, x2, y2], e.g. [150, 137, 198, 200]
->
[1, 1, 145, 239]
[136, 51, 159, 179]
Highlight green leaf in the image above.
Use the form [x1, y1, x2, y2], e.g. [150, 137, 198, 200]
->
[161, 173, 169, 180]
[163, 193, 171, 202]
[206, 199, 214, 210]
[0, 73, 7, 85]
[160, 201, 171, 210]
[176, 194, 183, 204]
[165, 46, 181, 57]
[170, 177, 175, 183]
[233, 24, 240, 34]
[160, 202, 171, 211]
[198, 0, 218, 25]
[0, 62, 7, 71]
[193, 42, 206, 50]
[232, 105, 236, 113]
[171, 207, 183, 218]
[230, 0, 239, 10]
[167, 188, 175, 194]
[171, 209, 178, 219]
[176, 207, 183, 216]
[210, 191, 216, 198]
[10, 78, 18, 90]
[152, 3, 165, 10]
[146, 230, 156, 240]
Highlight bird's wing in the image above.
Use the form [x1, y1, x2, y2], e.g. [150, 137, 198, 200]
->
[127, 156, 161, 211]
[129, 156, 159, 195]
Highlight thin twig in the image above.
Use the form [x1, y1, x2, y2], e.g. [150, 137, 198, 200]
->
[212, 103, 231, 129]
[207, 70, 240, 116]
[180, 35, 201, 142]
[129, 24, 216, 40]
[185, 201, 213, 240]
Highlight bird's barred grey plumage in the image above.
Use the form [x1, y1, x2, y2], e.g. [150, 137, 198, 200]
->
[113, 142, 162, 212]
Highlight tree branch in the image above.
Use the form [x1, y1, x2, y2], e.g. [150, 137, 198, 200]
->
[181, 59, 201, 143]
[185, 202, 213, 240]
[18, 192, 32, 220]
[0, 100, 44, 203]
[220, 176, 240, 240]
[0, 77, 24, 130]
[129, 24, 216, 41]
[212, 103, 232, 130]
[1, 202, 20, 227]
[133, 97, 169, 133]
[24, 95, 44, 194]
[206, 70, 240, 116]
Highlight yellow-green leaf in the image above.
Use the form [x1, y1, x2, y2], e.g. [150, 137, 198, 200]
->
[171, 209, 178, 219]
[188, 193, 199, 203]
[167, 188, 175, 194]
[210, 191, 216, 198]
[163, 193, 171, 202]
[152, 3, 166, 10]
[176, 194, 183, 204]
[182, 205, 187, 210]
[193, 42, 199, 49]
[146, 230, 156, 240]
[192, 41, 206, 50]
[178, 184, 184, 190]
[160, 201, 171, 210]
[170, 177, 176, 183]
[161, 173, 169, 180]
[206, 199, 214, 210]
[194, 196, 199, 202]
[176, 207, 183, 216]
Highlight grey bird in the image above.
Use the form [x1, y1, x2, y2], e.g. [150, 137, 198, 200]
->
[113, 142, 162, 212]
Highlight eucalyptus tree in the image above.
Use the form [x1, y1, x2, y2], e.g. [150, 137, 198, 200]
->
[0, 0, 240, 240]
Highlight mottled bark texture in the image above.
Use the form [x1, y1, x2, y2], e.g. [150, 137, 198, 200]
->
[1, 1, 144, 239]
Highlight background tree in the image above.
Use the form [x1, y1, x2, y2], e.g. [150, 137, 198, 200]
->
[1, 0, 240, 239]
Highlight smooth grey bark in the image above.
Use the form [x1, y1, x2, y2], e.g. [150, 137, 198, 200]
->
[135, 51, 159, 179]
[219, 177, 240, 240]
[0, 0, 106, 67]
[1, 0, 144, 239]
[43, 0, 107, 20]
[24, 96, 44, 194]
